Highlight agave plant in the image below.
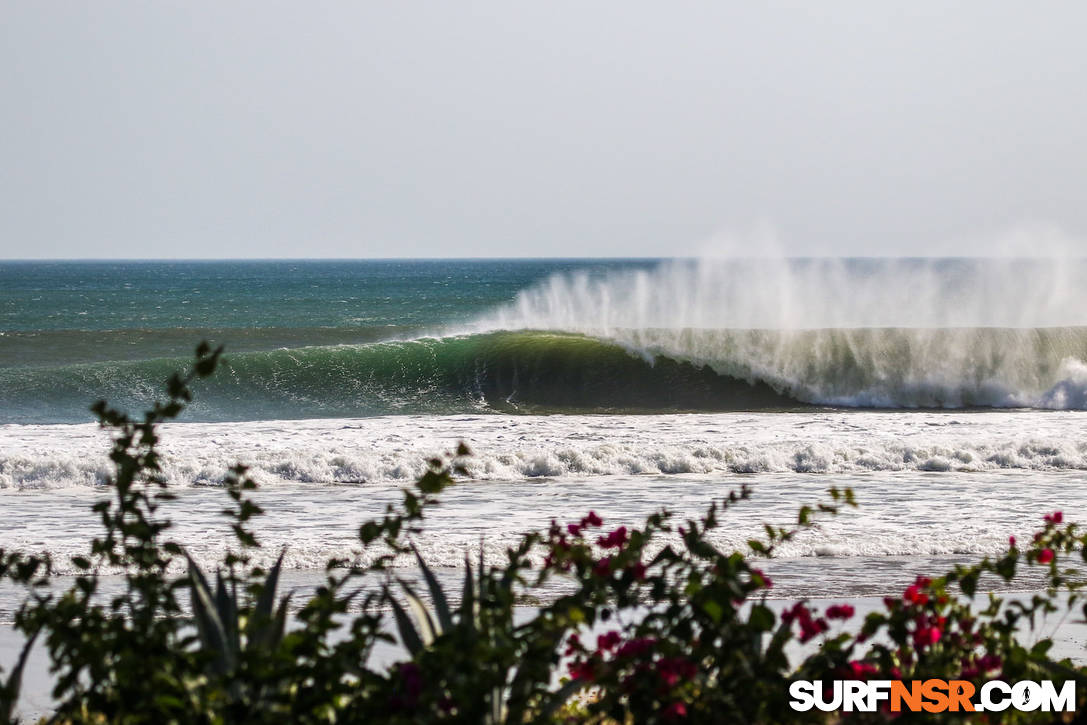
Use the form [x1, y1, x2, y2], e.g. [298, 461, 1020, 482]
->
[385, 544, 581, 724]
[187, 550, 291, 681]
[386, 544, 472, 654]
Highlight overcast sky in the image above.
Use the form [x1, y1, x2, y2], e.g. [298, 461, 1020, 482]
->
[2, 2, 1086, 259]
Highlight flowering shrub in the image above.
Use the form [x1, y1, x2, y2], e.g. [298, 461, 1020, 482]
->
[0, 345, 1085, 723]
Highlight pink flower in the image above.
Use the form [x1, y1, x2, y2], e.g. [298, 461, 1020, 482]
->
[781, 602, 806, 624]
[913, 626, 941, 648]
[799, 617, 829, 642]
[1008, 535, 1016, 548]
[596, 630, 621, 652]
[567, 523, 582, 536]
[657, 657, 698, 688]
[661, 702, 688, 720]
[582, 511, 603, 527]
[597, 526, 629, 549]
[593, 557, 612, 577]
[568, 658, 595, 682]
[1038, 548, 1055, 564]
[826, 604, 855, 620]
[616, 637, 655, 659]
[783, 602, 829, 642]
[750, 568, 773, 589]
[1044, 511, 1063, 525]
[903, 585, 928, 606]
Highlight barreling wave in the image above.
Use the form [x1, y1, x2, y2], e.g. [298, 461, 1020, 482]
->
[466, 257, 1087, 411]
[4, 325, 1087, 423]
[0, 331, 797, 423]
[563, 326, 1087, 410]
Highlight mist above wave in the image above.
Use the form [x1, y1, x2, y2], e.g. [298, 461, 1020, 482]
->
[474, 257, 1087, 408]
[480, 257, 1087, 331]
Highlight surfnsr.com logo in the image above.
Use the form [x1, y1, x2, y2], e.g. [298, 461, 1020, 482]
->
[789, 679, 1075, 713]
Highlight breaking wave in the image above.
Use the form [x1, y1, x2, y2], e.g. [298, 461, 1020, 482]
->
[6, 326, 1087, 423]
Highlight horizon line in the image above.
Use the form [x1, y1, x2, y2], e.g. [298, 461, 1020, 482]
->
[1, 254, 1083, 263]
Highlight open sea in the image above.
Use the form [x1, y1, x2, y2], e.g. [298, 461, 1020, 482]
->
[3, 257, 1087, 608]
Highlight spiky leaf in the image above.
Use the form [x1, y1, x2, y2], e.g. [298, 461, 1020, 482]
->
[412, 543, 453, 632]
[386, 588, 424, 655]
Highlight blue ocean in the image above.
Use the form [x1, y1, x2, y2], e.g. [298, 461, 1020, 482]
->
[1, 259, 662, 422]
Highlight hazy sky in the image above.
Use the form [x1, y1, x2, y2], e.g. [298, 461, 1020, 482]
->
[2, 2, 1086, 259]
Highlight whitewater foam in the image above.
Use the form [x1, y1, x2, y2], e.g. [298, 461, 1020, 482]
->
[3, 411, 1087, 491]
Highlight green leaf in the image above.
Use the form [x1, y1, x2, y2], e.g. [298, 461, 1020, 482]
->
[412, 543, 453, 632]
[461, 550, 476, 634]
[702, 599, 724, 624]
[187, 555, 235, 675]
[359, 521, 381, 545]
[255, 550, 285, 621]
[960, 572, 978, 598]
[214, 571, 240, 657]
[386, 588, 424, 655]
[749, 604, 775, 632]
[258, 591, 292, 651]
[399, 580, 438, 645]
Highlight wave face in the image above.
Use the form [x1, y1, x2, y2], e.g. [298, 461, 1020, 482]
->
[6, 326, 1087, 422]
[0, 331, 797, 423]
